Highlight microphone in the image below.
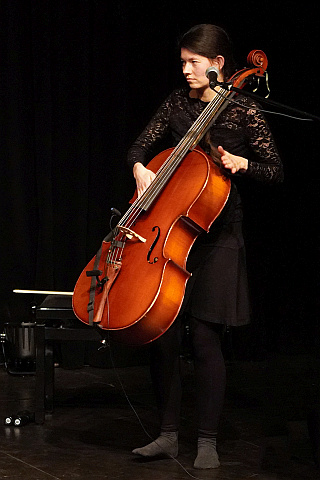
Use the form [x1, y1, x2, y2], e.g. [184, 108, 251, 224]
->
[110, 207, 121, 217]
[205, 66, 220, 88]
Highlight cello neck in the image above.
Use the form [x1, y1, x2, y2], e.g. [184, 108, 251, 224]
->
[136, 86, 235, 212]
[180, 86, 234, 152]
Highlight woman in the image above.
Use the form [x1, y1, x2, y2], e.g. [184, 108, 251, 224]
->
[128, 24, 283, 469]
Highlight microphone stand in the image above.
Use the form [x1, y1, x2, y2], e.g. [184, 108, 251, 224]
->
[210, 81, 320, 122]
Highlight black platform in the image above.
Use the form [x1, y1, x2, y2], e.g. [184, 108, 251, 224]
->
[1, 295, 320, 478]
[1, 352, 320, 479]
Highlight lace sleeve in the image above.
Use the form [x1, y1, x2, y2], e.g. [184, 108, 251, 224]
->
[242, 101, 284, 183]
[127, 94, 174, 169]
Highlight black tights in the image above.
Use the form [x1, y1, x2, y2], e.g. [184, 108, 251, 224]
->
[150, 316, 226, 437]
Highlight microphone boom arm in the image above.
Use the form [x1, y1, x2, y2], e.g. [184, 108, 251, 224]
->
[211, 81, 320, 122]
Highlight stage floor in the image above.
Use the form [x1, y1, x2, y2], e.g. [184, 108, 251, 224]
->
[0, 350, 319, 479]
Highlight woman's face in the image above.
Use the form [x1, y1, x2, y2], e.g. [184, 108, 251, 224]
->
[180, 48, 224, 95]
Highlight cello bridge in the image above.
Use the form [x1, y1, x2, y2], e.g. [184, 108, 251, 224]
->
[118, 226, 146, 243]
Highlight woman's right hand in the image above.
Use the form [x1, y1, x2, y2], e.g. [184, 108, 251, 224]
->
[133, 162, 156, 198]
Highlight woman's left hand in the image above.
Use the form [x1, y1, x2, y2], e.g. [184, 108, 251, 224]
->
[218, 146, 248, 174]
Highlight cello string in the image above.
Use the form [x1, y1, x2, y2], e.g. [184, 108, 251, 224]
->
[114, 87, 231, 246]
[139, 88, 231, 209]
[108, 88, 232, 270]
[119, 90, 223, 219]
[133, 106, 216, 211]
[152, 89, 230, 188]
[131, 91, 224, 211]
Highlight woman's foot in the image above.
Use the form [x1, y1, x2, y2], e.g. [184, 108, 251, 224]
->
[194, 437, 220, 469]
[132, 432, 178, 458]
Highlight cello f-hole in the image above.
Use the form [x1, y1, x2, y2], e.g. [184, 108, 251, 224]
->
[147, 226, 160, 264]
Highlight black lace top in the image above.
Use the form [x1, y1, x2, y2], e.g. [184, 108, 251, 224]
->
[127, 87, 283, 185]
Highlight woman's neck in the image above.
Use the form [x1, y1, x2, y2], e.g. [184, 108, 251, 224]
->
[189, 87, 216, 103]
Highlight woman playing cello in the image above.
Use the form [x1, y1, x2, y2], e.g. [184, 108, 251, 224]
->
[128, 23, 283, 469]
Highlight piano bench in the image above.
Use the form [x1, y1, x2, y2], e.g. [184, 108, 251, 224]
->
[34, 295, 103, 424]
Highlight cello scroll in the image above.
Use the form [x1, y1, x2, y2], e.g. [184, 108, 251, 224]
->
[229, 50, 268, 88]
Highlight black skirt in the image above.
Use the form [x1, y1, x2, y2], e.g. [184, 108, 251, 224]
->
[181, 185, 251, 327]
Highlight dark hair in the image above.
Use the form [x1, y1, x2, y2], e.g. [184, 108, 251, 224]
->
[178, 24, 236, 80]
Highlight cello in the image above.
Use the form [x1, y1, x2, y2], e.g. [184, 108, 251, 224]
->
[72, 50, 268, 346]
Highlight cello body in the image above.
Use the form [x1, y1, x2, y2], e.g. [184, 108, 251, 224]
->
[72, 147, 230, 345]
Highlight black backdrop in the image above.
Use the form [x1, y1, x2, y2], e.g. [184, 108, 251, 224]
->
[1, 0, 319, 355]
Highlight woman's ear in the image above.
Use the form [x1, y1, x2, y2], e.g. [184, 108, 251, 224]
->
[214, 55, 225, 71]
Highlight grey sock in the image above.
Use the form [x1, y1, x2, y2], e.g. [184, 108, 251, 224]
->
[194, 436, 220, 469]
[132, 431, 178, 458]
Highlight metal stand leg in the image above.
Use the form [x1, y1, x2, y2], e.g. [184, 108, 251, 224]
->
[34, 324, 45, 424]
[44, 342, 54, 413]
